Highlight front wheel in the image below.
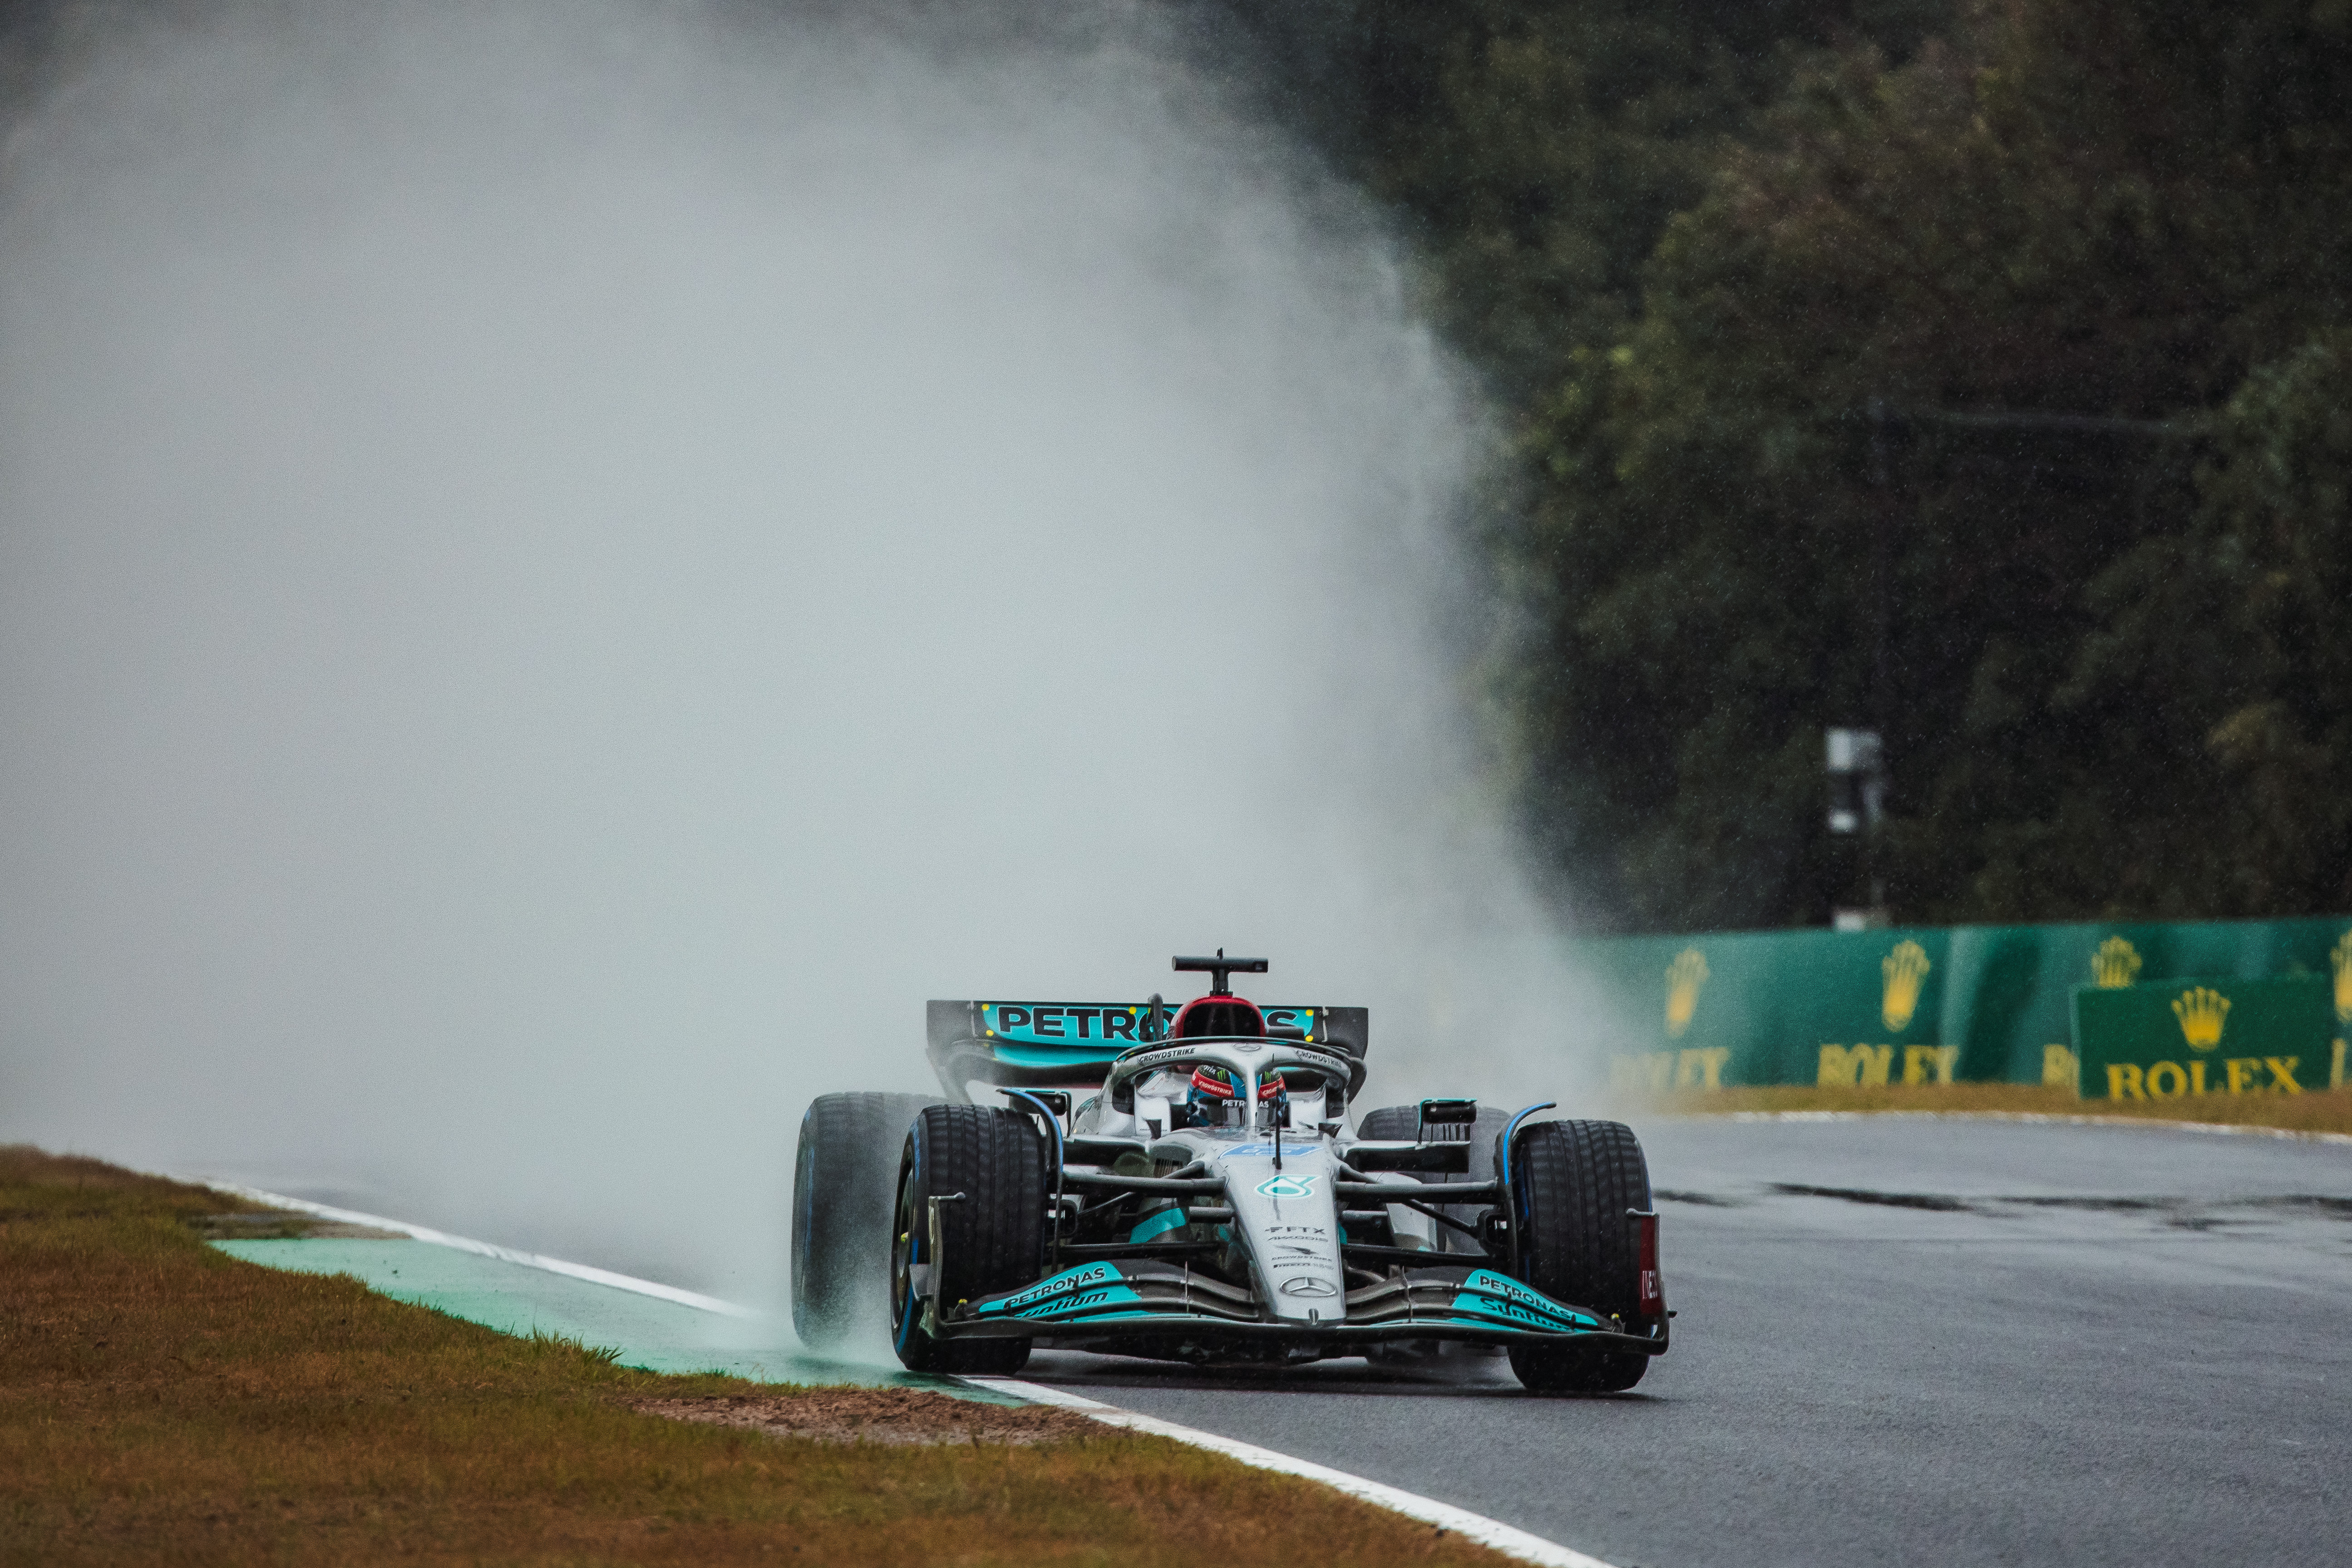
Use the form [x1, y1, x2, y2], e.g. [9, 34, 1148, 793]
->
[890, 1104, 1046, 1374]
[792, 1092, 942, 1353]
[1504, 1118, 1655, 1395]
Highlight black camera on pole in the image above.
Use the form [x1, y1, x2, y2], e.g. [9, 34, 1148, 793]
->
[1824, 728, 1884, 835]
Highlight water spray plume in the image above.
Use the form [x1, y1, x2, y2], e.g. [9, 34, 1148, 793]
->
[0, 0, 1616, 1307]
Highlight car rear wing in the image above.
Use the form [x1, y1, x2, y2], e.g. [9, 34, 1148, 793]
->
[924, 998, 1368, 1105]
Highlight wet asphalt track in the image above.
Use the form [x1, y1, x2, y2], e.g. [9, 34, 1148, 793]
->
[1020, 1116, 2352, 1568]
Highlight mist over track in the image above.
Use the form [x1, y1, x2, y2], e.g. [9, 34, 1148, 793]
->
[0, 0, 1616, 1302]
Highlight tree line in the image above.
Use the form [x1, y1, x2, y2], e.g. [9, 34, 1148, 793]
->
[1223, 0, 2352, 933]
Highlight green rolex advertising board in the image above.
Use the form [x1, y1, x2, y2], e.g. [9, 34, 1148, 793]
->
[1580, 915, 2352, 1094]
[1594, 928, 1952, 1094]
[2073, 976, 2336, 1101]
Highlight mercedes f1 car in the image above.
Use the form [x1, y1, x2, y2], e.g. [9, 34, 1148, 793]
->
[791, 952, 1668, 1394]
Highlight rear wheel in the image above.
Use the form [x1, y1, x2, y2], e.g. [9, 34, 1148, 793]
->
[792, 1092, 942, 1353]
[1504, 1118, 1654, 1395]
[890, 1104, 1046, 1373]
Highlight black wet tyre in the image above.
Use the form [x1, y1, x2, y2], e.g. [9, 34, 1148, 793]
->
[890, 1104, 1046, 1374]
[792, 1092, 942, 1353]
[1358, 1103, 1512, 1255]
[1505, 1118, 1654, 1395]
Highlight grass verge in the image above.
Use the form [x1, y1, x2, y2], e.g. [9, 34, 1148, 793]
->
[0, 1147, 1516, 1567]
[1635, 1081, 2352, 1134]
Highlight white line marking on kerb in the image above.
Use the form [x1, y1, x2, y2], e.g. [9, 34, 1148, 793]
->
[190, 1181, 759, 1319]
[963, 1376, 1618, 1568]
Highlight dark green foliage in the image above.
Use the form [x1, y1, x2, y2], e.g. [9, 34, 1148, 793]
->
[1223, 0, 1948, 399]
[2061, 331, 2352, 917]
[1292, 0, 2352, 929]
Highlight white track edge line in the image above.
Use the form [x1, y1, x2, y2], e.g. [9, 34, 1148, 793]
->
[187, 1180, 759, 1319]
[962, 1376, 1617, 1568]
[1688, 1109, 2352, 1145]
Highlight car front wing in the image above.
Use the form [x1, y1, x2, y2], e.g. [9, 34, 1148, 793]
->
[937, 1257, 1670, 1356]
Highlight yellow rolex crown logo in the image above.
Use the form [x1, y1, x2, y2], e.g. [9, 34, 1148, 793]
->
[2171, 987, 2230, 1052]
[1881, 940, 1931, 1031]
[2332, 932, 2352, 1025]
[2092, 936, 2143, 989]
[1664, 948, 1709, 1040]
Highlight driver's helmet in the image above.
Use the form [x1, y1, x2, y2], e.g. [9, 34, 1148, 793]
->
[1188, 1064, 1283, 1116]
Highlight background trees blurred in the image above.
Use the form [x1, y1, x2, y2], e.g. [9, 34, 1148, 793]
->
[1232, 0, 2352, 931]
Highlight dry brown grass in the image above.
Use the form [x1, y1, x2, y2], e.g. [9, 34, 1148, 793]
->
[1633, 1081, 2352, 1134]
[0, 1146, 1515, 1567]
[631, 1390, 1101, 1447]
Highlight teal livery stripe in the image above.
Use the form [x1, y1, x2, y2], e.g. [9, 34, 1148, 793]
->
[1456, 1269, 1593, 1326]
[1127, 1206, 1190, 1244]
[1016, 1285, 1143, 1318]
[1447, 1292, 1590, 1331]
[973, 1001, 1326, 1049]
[993, 1042, 1125, 1069]
[973, 1262, 1120, 1317]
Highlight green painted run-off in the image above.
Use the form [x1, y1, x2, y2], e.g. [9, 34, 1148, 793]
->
[209, 1238, 1011, 1400]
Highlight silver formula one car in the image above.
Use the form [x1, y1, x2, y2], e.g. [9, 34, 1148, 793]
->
[791, 952, 1669, 1394]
